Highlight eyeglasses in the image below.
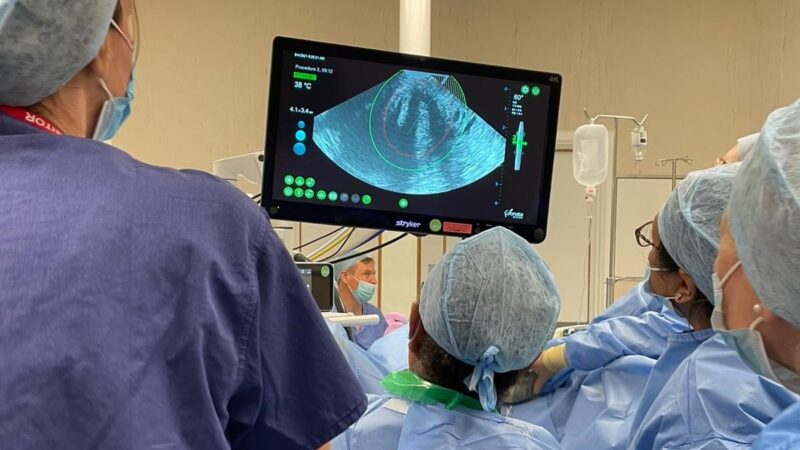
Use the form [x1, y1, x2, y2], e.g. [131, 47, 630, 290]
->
[635, 221, 658, 248]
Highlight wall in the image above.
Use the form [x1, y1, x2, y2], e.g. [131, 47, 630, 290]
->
[431, 0, 800, 176]
[114, 0, 800, 322]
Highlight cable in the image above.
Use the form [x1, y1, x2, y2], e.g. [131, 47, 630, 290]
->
[326, 228, 355, 260]
[293, 226, 345, 251]
[328, 233, 409, 264]
[307, 227, 351, 260]
[327, 230, 383, 261]
[309, 228, 353, 260]
[251, 193, 261, 202]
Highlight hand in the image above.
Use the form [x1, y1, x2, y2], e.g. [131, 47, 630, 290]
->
[530, 354, 556, 395]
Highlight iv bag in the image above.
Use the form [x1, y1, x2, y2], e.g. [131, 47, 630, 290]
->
[573, 124, 609, 187]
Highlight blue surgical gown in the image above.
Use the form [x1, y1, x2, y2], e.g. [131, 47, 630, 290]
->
[510, 355, 656, 449]
[564, 310, 689, 371]
[367, 323, 410, 372]
[511, 329, 710, 449]
[627, 333, 800, 449]
[333, 394, 562, 449]
[590, 281, 664, 324]
[752, 401, 800, 449]
[327, 321, 394, 395]
[0, 114, 367, 449]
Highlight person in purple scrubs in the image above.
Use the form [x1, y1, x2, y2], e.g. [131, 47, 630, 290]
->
[335, 257, 388, 350]
[0, 1, 365, 448]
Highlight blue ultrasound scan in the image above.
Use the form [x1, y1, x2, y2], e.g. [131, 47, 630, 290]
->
[268, 43, 557, 239]
[313, 70, 505, 195]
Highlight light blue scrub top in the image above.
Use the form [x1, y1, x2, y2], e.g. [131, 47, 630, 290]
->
[333, 393, 562, 450]
[752, 401, 800, 450]
[590, 281, 664, 324]
[628, 333, 800, 449]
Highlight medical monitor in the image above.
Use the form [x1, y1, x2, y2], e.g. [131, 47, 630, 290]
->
[263, 37, 562, 243]
[295, 262, 335, 311]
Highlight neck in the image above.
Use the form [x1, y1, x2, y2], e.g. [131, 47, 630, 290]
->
[26, 74, 104, 139]
[338, 285, 363, 315]
[764, 326, 800, 375]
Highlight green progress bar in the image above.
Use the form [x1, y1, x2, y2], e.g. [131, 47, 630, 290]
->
[293, 71, 317, 81]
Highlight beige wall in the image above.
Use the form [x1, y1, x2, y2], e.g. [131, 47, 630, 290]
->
[432, 0, 800, 175]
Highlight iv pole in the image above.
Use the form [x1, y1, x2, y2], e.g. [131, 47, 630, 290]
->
[582, 109, 649, 309]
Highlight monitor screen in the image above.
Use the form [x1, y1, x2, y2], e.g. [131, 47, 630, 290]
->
[263, 37, 562, 243]
[296, 262, 334, 311]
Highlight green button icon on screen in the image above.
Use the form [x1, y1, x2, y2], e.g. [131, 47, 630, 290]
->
[321, 266, 330, 277]
[306, 177, 316, 188]
[430, 219, 442, 232]
[399, 198, 409, 209]
[304, 189, 314, 199]
[293, 187, 304, 198]
[284, 175, 294, 185]
[283, 186, 293, 197]
[317, 190, 327, 200]
[521, 85, 530, 95]
[295, 176, 305, 187]
[531, 86, 541, 96]
[328, 191, 338, 201]
[362, 194, 372, 205]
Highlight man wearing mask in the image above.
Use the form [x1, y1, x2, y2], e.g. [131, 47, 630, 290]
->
[336, 257, 388, 350]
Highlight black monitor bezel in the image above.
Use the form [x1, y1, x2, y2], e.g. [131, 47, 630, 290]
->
[262, 36, 562, 243]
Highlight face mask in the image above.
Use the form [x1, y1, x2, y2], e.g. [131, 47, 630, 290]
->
[347, 275, 376, 305]
[711, 260, 799, 391]
[93, 17, 135, 142]
[93, 75, 134, 142]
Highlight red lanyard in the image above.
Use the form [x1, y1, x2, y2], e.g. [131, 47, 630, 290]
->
[0, 105, 63, 135]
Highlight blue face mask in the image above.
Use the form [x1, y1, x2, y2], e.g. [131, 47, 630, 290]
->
[93, 75, 134, 142]
[348, 276, 376, 305]
[710, 260, 798, 390]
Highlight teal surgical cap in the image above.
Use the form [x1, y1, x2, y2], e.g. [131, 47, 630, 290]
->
[0, 0, 117, 105]
[658, 163, 738, 300]
[419, 227, 560, 411]
[729, 97, 800, 328]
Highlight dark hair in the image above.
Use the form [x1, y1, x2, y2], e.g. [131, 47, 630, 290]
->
[660, 242, 713, 322]
[656, 243, 680, 272]
[113, 2, 123, 22]
[416, 332, 518, 402]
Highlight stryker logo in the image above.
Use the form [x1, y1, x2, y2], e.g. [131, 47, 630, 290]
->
[504, 209, 524, 220]
[396, 220, 422, 229]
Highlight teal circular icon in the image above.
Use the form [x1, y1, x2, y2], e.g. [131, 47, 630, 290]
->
[284, 175, 294, 185]
[429, 219, 442, 232]
[295, 176, 305, 187]
[399, 198, 409, 209]
[295, 130, 307, 141]
[521, 85, 530, 95]
[317, 190, 327, 200]
[362, 194, 372, 205]
[304, 189, 314, 199]
[306, 177, 316, 188]
[293, 187, 304, 198]
[531, 86, 541, 96]
[283, 186, 293, 197]
[328, 191, 338, 201]
[321, 266, 330, 277]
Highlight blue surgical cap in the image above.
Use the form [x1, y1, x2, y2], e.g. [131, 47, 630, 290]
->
[658, 164, 738, 300]
[738, 107, 788, 162]
[0, 0, 117, 106]
[419, 227, 560, 411]
[729, 98, 800, 329]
